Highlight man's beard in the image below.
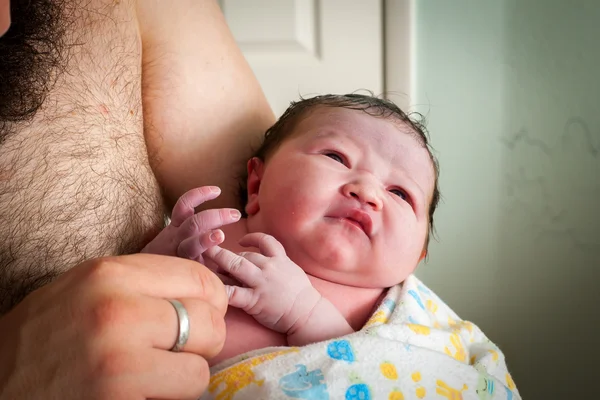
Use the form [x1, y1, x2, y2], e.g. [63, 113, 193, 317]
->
[0, 0, 69, 143]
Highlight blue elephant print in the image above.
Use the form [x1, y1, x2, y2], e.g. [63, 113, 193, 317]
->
[279, 364, 329, 400]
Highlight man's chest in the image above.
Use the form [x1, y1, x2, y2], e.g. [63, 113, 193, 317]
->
[1, 0, 147, 187]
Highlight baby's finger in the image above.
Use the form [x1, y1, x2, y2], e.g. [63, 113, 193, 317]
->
[225, 285, 257, 311]
[204, 246, 262, 287]
[177, 230, 224, 261]
[239, 232, 285, 258]
[178, 208, 241, 240]
[171, 186, 221, 227]
[214, 271, 242, 287]
[238, 251, 268, 266]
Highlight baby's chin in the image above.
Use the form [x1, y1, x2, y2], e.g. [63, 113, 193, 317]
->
[302, 264, 408, 289]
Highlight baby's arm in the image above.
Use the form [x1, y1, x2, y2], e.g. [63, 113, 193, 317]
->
[203, 233, 354, 346]
[285, 292, 354, 346]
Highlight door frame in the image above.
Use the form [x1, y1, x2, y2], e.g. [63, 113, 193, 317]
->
[384, 0, 414, 110]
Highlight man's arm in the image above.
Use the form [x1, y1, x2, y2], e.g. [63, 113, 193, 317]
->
[137, 0, 276, 211]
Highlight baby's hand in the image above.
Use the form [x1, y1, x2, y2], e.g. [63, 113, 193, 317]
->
[141, 186, 241, 263]
[203, 233, 322, 334]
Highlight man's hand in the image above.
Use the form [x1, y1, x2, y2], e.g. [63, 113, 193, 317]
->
[204, 233, 321, 335]
[0, 254, 228, 400]
[142, 186, 241, 263]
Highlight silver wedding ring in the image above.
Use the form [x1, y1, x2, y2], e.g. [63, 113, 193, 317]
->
[167, 299, 190, 352]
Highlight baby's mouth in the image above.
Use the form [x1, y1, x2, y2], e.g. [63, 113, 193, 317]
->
[327, 208, 373, 238]
[339, 217, 364, 235]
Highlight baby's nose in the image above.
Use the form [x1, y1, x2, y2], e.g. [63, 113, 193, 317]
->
[342, 181, 383, 210]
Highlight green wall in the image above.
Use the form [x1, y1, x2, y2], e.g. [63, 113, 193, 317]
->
[413, 1, 600, 398]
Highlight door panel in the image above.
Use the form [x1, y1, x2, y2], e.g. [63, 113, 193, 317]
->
[221, 0, 383, 116]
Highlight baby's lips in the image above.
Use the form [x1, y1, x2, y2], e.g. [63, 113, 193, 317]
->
[328, 208, 374, 237]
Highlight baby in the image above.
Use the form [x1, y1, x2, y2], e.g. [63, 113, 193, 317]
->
[143, 94, 520, 400]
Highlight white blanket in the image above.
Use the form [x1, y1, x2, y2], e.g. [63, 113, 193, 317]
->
[204, 275, 520, 400]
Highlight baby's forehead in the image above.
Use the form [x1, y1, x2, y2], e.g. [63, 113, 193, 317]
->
[292, 106, 436, 198]
[298, 107, 427, 156]
[300, 105, 419, 135]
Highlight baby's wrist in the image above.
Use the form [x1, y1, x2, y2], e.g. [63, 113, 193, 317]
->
[286, 294, 354, 347]
[285, 286, 322, 337]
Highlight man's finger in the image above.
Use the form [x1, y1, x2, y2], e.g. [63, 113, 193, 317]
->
[80, 255, 228, 316]
[170, 186, 221, 227]
[140, 350, 210, 400]
[146, 297, 226, 358]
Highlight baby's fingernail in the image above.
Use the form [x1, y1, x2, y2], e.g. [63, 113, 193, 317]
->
[230, 210, 241, 219]
[209, 186, 220, 193]
[210, 230, 223, 242]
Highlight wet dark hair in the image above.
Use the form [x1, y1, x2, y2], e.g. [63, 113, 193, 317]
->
[0, 0, 69, 143]
[239, 93, 441, 251]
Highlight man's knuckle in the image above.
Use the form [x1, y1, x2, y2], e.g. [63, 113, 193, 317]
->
[92, 384, 129, 400]
[86, 259, 123, 286]
[94, 349, 137, 379]
[210, 306, 226, 342]
[187, 357, 210, 397]
[214, 282, 228, 314]
[87, 295, 131, 334]
[204, 308, 226, 357]
[188, 263, 225, 309]
[189, 264, 212, 295]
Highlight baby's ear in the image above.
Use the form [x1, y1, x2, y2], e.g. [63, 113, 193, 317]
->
[419, 248, 427, 262]
[245, 157, 264, 216]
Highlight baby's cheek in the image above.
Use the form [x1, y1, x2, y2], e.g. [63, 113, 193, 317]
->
[380, 234, 420, 269]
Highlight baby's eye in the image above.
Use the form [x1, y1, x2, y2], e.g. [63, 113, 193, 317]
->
[325, 152, 345, 164]
[390, 188, 409, 201]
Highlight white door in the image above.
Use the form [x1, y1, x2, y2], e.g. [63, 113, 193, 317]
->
[220, 0, 383, 117]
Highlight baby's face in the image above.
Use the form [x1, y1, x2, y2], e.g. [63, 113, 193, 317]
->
[246, 107, 435, 288]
